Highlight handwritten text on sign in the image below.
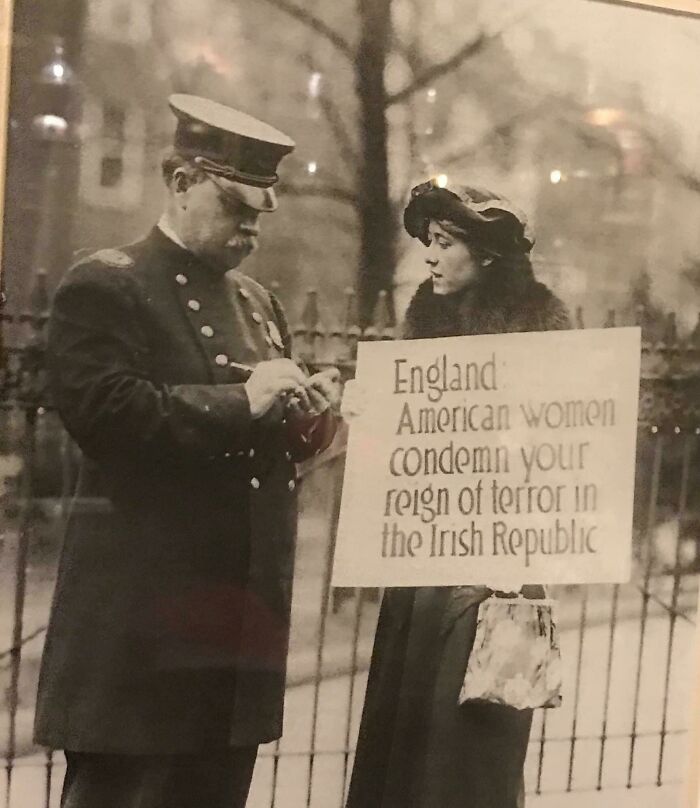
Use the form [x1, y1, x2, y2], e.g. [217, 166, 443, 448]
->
[331, 328, 641, 587]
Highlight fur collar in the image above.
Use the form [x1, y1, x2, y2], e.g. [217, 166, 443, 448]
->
[403, 275, 570, 339]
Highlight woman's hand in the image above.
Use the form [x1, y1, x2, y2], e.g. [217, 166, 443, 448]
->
[485, 581, 523, 596]
[339, 379, 367, 422]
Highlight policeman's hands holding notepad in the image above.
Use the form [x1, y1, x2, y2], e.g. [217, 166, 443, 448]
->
[242, 358, 341, 419]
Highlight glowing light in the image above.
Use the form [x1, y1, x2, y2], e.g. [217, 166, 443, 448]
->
[32, 114, 68, 135]
[436, 173, 448, 188]
[427, 87, 437, 102]
[585, 107, 624, 127]
[308, 71, 322, 98]
[307, 161, 318, 175]
[549, 169, 562, 184]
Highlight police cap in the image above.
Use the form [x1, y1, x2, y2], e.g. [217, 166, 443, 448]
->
[169, 94, 295, 213]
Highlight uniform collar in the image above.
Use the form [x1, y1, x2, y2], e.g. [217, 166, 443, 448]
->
[157, 215, 188, 250]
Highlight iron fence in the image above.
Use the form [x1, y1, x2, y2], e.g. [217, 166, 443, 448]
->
[1, 275, 699, 807]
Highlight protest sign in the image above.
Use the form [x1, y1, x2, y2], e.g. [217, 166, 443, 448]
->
[332, 327, 641, 587]
[589, 0, 700, 16]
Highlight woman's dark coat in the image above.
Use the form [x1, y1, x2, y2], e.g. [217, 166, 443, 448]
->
[346, 268, 570, 808]
[33, 228, 336, 755]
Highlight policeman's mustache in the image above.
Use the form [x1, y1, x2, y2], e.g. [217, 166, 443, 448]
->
[226, 225, 259, 253]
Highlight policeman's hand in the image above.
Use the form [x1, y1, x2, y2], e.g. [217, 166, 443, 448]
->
[285, 368, 340, 417]
[307, 367, 341, 411]
[245, 359, 306, 419]
[285, 384, 327, 418]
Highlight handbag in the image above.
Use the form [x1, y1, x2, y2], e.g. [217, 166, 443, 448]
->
[458, 593, 563, 710]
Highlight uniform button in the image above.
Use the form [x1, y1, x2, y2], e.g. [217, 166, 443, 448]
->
[187, 299, 201, 312]
[239, 288, 250, 300]
[200, 325, 214, 338]
[285, 451, 292, 461]
[175, 273, 188, 286]
[248, 448, 255, 458]
[215, 353, 229, 366]
[288, 479, 296, 491]
[251, 312, 263, 324]
[250, 477, 260, 489]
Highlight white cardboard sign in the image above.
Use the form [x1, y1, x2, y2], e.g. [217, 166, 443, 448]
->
[332, 328, 641, 588]
[589, 0, 700, 16]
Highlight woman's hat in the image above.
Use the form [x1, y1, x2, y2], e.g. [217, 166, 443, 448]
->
[403, 179, 534, 256]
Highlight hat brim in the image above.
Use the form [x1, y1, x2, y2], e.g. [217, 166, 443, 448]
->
[209, 174, 279, 213]
[403, 186, 532, 256]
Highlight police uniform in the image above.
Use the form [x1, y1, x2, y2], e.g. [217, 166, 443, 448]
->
[34, 96, 336, 808]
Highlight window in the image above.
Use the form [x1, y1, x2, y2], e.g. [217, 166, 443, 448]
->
[100, 156, 123, 188]
[79, 97, 145, 209]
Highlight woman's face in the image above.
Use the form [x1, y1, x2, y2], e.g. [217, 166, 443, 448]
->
[425, 221, 479, 295]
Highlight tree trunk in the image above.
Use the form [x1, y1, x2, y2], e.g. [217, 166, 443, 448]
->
[355, 0, 396, 327]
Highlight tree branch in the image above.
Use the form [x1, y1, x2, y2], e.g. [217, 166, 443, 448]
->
[298, 53, 359, 171]
[318, 95, 360, 170]
[278, 181, 359, 207]
[255, 0, 354, 60]
[385, 33, 488, 107]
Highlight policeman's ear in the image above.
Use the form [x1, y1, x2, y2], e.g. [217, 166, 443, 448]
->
[172, 168, 191, 196]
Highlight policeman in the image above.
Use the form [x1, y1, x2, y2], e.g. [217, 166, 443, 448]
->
[34, 94, 339, 808]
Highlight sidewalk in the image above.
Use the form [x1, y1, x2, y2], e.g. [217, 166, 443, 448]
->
[1, 600, 697, 806]
[1, 506, 698, 760]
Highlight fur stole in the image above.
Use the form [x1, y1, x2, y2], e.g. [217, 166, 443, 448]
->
[402, 274, 571, 340]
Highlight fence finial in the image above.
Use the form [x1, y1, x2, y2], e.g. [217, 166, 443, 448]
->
[690, 311, 700, 347]
[364, 290, 393, 341]
[663, 312, 677, 346]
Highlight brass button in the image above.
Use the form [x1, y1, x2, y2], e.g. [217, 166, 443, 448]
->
[248, 448, 255, 458]
[250, 477, 260, 489]
[251, 312, 263, 324]
[200, 325, 214, 338]
[288, 479, 296, 491]
[239, 288, 250, 300]
[285, 451, 292, 461]
[175, 273, 188, 286]
[215, 353, 228, 366]
[187, 299, 201, 312]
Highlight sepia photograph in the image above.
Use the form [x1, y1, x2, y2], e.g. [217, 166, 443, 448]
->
[0, 0, 699, 807]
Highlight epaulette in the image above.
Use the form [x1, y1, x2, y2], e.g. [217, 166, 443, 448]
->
[233, 271, 266, 298]
[79, 248, 134, 269]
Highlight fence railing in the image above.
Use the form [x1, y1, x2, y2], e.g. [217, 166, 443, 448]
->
[1, 272, 699, 807]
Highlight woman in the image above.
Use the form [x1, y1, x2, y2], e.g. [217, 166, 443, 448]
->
[345, 180, 570, 808]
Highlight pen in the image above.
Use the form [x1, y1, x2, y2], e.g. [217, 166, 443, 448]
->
[229, 361, 255, 378]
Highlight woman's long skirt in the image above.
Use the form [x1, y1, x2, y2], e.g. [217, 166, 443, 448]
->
[346, 586, 533, 808]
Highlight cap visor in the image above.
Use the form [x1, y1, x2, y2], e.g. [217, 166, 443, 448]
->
[215, 177, 278, 213]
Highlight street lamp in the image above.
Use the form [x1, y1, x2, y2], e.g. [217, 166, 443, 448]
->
[31, 37, 78, 143]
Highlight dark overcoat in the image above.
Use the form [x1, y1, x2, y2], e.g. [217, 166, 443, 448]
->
[34, 227, 335, 754]
[346, 272, 570, 808]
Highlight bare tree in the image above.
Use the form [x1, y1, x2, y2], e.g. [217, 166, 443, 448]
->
[253, 0, 510, 324]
